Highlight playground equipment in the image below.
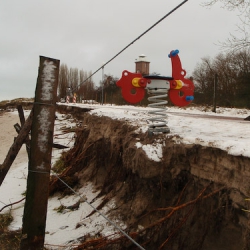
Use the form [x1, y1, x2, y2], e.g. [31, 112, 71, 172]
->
[116, 49, 194, 134]
[73, 93, 77, 104]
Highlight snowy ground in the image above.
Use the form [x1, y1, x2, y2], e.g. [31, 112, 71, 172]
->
[77, 103, 250, 158]
[0, 104, 249, 249]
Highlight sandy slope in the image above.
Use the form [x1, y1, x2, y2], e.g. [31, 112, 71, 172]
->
[0, 111, 28, 169]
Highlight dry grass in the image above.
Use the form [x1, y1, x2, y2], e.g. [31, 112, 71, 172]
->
[0, 213, 21, 250]
[0, 98, 34, 111]
[0, 213, 50, 250]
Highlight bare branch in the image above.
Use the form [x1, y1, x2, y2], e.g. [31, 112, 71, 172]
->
[0, 197, 25, 213]
[202, 0, 250, 50]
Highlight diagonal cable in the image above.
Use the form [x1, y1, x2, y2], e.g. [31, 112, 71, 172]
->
[72, 0, 189, 93]
[51, 171, 146, 250]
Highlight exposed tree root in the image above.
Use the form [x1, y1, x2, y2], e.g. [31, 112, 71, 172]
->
[70, 185, 224, 250]
[0, 198, 25, 213]
[47, 112, 248, 249]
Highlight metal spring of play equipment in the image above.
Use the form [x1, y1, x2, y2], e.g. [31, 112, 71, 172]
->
[147, 87, 170, 134]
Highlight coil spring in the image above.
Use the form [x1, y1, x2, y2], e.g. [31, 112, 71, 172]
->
[147, 88, 170, 134]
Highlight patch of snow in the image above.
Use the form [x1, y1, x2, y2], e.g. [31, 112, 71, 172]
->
[1, 104, 250, 248]
[41, 60, 56, 101]
[37, 107, 51, 154]
[136, 142, 163, 162]
[79, 104, 250, 157]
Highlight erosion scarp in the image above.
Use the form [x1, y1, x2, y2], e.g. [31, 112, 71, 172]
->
[49, 109, 250, 250]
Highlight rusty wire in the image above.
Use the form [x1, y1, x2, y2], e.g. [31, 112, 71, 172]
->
[51, 170, 146, 250]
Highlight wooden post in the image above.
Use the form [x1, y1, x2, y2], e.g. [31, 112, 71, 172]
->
[17, 105, 26, 126]
[17, 105, 31, 158]
[20, 56, 60, 250]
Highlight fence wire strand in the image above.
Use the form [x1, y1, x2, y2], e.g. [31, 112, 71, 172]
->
[51, 171, 146, 250]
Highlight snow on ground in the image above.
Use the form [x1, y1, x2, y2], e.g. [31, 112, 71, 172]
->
[136, 141, 164, 162]
[0, 104, 250, 249]
[0, 110, 127, 249]
[70, 103, 250, 157]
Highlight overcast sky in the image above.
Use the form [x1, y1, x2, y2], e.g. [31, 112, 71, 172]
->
[0, 0, 241, 101]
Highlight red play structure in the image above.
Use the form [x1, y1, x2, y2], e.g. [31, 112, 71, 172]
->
[116, 50, 194, 107]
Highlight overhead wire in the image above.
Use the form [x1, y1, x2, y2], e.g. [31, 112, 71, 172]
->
[71, 0, 189, 94]
[56, 1, 190, 248]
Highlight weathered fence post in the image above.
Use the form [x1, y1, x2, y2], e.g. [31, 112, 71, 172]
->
[20, 56, 60, 250]
[17, 105, 31, 158]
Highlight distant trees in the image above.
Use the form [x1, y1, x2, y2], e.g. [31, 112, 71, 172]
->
[203, 0, 250, 50]
[57, 65, 95, 102]
[69, 68, 79, 92]
[57, 64, 125, 104]
[196, 1, 250, 108]
[193, 49, 250, 108]
[58, 50, 250, 108]
[78, 71, 95, 102]
[97, 74, 125, 105]
[58, 64, 68, 100]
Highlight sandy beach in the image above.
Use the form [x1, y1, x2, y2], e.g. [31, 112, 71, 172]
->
[0, 111, 29, 170]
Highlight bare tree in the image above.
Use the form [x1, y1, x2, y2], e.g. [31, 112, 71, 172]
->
[202, 0, 250, 50]
[78, 69, 86, 101]
[193, 49, 250, 107]
[69, 68, 79, 94]
[203, 0, 248, 9]
[85, 71, 95, 101]
[58, 64, 69, 99]
[78, 71, 95, 102]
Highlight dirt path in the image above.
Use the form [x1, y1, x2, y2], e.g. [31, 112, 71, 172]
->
[168, 111, 249, 121]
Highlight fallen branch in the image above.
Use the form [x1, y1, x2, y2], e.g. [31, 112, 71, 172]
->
[17, 105, 31, 158]
[0, 197, 25, 213]
[52, 143, 69, 149]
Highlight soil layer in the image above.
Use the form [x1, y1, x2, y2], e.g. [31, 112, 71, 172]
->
[50, 107, 250, 250]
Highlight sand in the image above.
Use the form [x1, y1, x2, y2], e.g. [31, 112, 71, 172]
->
[0, 111, 28, 170]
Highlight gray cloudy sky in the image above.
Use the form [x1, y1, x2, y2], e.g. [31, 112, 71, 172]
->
[0, 0, 241, 101]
